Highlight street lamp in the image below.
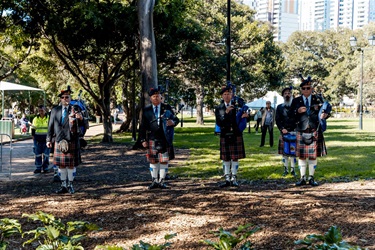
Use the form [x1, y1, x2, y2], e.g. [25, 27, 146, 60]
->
[349, 35, 375, 130]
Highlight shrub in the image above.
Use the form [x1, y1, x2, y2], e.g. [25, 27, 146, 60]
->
[294, 225, 365, 250]
[22, 211, 100, 250]
[201, 224, 260, 250]
[0, 218, 22, 250]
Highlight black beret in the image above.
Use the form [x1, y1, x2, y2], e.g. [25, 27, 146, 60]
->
[281, 87, 292, 95]
[299, 76, 312, 87]
[148, 87, 161, 97]
[220, 86, 232, 95]
[58, 86, 73, 97]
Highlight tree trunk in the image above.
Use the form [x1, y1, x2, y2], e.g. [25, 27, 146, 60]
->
[196, 85, 205, 125]
[138, 0, 158, 105]
[101, 84, 113, 142]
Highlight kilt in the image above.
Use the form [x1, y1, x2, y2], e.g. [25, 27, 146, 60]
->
[146, 139, 173, 164]
[220, 135, 245, 161]
[53, 140, 80, 168]
[296, 131, 317, 159]
[317, 132, 327, 157]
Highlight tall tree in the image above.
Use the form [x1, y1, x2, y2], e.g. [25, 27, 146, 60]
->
[2, 0, 138, 142]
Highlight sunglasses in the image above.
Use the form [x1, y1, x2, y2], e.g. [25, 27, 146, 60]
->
[301, 87, 311, 90]
[60, 96, 70, 99]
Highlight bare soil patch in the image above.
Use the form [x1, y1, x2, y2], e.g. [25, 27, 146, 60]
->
[1, 143, 374, 249]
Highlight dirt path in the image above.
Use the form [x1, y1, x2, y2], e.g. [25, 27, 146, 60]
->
[1, 142, 374, 250]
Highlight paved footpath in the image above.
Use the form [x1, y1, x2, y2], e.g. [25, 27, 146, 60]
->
[0, 123, 121, 181]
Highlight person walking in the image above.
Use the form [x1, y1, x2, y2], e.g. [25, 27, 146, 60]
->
[31, 105, 50, 174]
[215, 85, 249, 187]
[259, 101, 275, 147]
[290, 76, 330, 186]
[276, 88, 296, 176]
[46, 86, 84, 194]
[139, 87, 179, 189]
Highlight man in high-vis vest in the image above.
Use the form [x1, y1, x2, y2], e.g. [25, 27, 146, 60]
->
[31, 105, 50, 174]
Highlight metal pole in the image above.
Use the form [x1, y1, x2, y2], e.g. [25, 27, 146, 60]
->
[226, 0, 231, 83]
[359, 50, 363, 130]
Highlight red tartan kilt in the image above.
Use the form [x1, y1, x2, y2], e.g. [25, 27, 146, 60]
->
[146, 139, 172, 164]
[296, 132, 318, 159]
[220, 135, 245, 161]
[53, 140, 80, 168]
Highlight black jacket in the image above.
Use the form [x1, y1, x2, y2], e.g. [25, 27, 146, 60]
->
[290, 95, 323, 131]
[276, 103, 295, 132]
[215, 102, 242, 138]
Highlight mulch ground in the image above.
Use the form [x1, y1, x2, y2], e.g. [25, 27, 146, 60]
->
[1, 142, 374, 250]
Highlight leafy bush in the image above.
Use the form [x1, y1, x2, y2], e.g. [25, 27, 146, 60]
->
[294, 225, 365, 250]
[201, 224, 260, 250]
[22, 211, 100, 250]
[0, 218, 22, 250]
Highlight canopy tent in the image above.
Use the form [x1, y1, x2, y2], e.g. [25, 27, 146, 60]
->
[245, 98, 267, 109]
[245, 91, 284, 110]
[0, 81, 45, 118]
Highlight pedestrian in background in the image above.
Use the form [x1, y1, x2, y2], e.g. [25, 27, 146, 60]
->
[31, 105, 50, 174]
[259, 101, 275, 147]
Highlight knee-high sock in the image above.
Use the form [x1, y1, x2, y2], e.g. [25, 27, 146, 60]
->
[282, 156, 289, 168]
[298, 159, 307, 178]
[223, 161, 231, 176]
[291, 157, 296, 170]
[308, 159, 317, 178]
[58, 168, 68, 185]
[231, 161, 239, 176]
[159, 163, 168, 181]
[67, 168, 75, 182]
[150, 163, 159, 180]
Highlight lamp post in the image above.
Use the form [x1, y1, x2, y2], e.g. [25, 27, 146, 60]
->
[226, 0, 231, 84]
[349, 35, 375, 130]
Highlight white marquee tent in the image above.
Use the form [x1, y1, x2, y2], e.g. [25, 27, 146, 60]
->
[0, 81, 45, 118]
[245, 91, 284, 110]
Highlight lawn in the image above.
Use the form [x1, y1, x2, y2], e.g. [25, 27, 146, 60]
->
[115, 116, 375, 184]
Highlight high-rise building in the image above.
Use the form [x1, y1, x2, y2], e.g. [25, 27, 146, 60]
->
[244, 0, 299, 42]
[243, 0, 375, 41]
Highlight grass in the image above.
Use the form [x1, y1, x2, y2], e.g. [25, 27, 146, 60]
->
[101, 116, 375, 184]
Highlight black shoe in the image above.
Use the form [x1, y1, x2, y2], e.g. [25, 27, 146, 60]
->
[290, 170, 296, 177]
[282, 169, 288, 176]
[296, 178, 306, 186]
[231, 175, 239, 187]
[308, 177, 319, 186]
[56, 186, 68, 194]
[159, 183, 168, 189]
[220, 181, 231, 188]
[43, 168, 51, 173]
[148, 181, 159, 190]
[67, 185, 75, 194]
[34, 169, 42, 174]
[53, 174, 61, 183]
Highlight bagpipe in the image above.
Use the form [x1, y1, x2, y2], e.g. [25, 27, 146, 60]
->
[69, 90, 90, 136]
[215, 82, 250, 135]
[316, 94, 331, 132]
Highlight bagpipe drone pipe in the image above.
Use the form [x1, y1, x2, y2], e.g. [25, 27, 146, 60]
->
[70, 90, 90, 138]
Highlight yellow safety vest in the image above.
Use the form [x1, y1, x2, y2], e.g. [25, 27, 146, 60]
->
[32, 115, 49, 134]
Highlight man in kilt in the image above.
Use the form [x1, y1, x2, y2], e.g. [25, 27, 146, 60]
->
[46, 87, 84, 194]
[290, 76, 330, 186]
[276, 87, 297, 176]
[215, 85, 249, 187]
[139, 87, 179, 189]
